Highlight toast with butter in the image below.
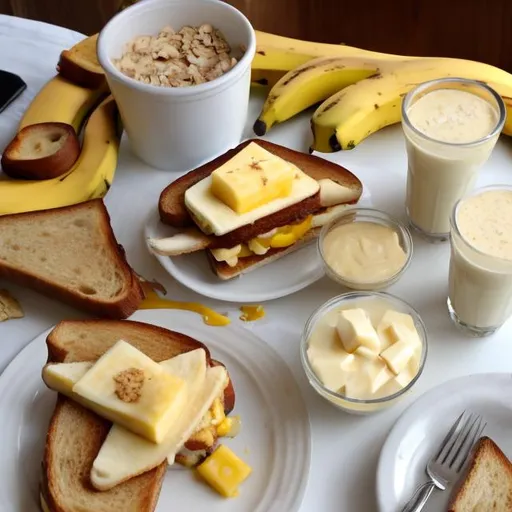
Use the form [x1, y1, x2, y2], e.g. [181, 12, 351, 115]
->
[0, 200, 144, 318]
[449, 437, 512, 512]
[41, 319, 235, 512]
[152, 140, 363, 279]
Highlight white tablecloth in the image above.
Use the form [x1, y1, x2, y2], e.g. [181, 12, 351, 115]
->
[1, 14, 512, 512]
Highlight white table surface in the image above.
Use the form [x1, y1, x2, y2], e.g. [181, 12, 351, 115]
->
[1, 14, 512, 512]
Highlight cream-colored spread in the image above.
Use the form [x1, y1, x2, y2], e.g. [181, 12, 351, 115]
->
[404, 88, 500, 236]
[449, 189, 512, 329]
[306, 300, 423, 406]
[322, 221, 407, 284]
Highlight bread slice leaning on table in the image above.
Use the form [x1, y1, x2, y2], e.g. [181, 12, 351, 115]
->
[0, 199, 144, 318]
[41, 319, 236, 512]
[448, 436, 512, 512]
[154, 139, 363, 280]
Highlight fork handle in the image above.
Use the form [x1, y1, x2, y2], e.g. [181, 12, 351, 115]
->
[400, 481, 436, 512]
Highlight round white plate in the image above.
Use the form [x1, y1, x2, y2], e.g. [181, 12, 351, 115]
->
[144, 209, 324, 302]
[0, 309, 311, 512]
[377, 373, 512, 512]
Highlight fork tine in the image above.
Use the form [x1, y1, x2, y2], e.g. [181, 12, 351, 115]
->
[434, 411, 466, 463]
[435, 411, 466, 464]
[442, 413, 476, 466]
[447, 414, 480, 469]
[454, 417, 486, 473]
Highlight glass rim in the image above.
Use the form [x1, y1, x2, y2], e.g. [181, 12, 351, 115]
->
[401, 77, 506, 148]
[318, 207, 413, 286]
[451, 184, 512, 264]
[300, 291, 428, 405]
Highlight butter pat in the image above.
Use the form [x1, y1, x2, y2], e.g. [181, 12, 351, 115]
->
[336, 308, 380, 353]
[308, 348, 354, 391]
[196, 445, 252, 498]
[72, 340, 188, 444]
[211, 142, 295, 214]
[378, 310, 419, 349]
[43, 361, 92, 390]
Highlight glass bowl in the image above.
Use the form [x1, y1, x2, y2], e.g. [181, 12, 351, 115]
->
[300, 291, 428, 415]
[318, 208, 413, 291]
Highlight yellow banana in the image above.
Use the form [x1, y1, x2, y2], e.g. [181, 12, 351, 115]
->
[310, 58, 512, 152]
[251, 30, 420, 87]
[254, 56, 384, 135]
[0, 97, 120, 215]
[19, 75, 108, 132]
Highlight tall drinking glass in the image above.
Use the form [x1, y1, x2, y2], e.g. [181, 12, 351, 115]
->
[402, 78, 505, 242]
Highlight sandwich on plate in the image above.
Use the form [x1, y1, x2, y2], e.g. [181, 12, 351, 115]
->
[148, 139, 363, 280]
[40, 319, 248, 512]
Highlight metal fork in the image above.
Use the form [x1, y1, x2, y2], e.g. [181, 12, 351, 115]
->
[401, 411, 486, 512]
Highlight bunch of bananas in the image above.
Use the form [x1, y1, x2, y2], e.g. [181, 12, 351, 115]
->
[252, 31, 512, 152]
[0, 36, 121, 216]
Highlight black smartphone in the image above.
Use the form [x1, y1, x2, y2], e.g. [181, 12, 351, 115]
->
[0, 70, 26, 114]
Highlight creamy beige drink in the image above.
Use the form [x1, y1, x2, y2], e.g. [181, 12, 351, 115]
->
[402, 79, 504, 241]
[448, 186, 512, 336]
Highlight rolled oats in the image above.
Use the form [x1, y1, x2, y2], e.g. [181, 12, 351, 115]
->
[114, 24, 240, 87]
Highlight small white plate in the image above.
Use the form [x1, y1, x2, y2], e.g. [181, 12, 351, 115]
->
[377, 373, 512, 512]
[144, 208, 324, 303]
[144, 188, 371, 302]
[0, 309, 311, 512]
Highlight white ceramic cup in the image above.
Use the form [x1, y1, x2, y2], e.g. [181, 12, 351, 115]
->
[97, 0, 256, 171]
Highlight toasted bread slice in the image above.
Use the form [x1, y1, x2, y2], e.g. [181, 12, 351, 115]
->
[207, 226, 321, 280]
[158, 139, 362, 247]
[57, 34, 105, 88]
[1, 122, 80, 180]
[43, 319, 235, 512]
[449, 436, 512, 512]
[0, 200, 143, 319]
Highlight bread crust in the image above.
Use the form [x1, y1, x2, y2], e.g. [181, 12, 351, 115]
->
[207, 226, 322, 280]
[57, 34, 105, 89]
[0, 200, 144, 319]
[158, 139, 362, 247]
[1, 123, 80, 180]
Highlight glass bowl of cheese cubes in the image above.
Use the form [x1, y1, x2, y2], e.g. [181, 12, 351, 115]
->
[300, 291, 428, 415]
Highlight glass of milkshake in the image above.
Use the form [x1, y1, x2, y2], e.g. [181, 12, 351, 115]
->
[448, 185, 512, 337]
[402, 78, 505, 242]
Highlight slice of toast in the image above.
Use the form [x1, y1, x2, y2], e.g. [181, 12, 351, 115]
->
[1, 122, 80, 180]
[57, 34, 105, 88]
[449, 436, 512, 512]
[42, 319, 235, 512]
[0, 200, 143, 319]
[158, 139, 362, 248]
[207, 226, 321, 280]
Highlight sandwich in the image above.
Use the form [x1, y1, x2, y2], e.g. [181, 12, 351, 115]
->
[0, 199, 144, 319]
[449, 436, 512, 511]
[148, 139, 363, 280]
[40, 319, 237, 512]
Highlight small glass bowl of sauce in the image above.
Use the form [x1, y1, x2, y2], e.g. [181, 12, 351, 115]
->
[318, 208, 413, 291]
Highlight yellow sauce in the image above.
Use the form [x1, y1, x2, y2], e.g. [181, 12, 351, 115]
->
[139, 284, 230, 327]
[239, 305, 265, 322]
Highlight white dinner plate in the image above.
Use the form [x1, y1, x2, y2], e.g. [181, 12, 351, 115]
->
[144, 187, 372, 302]
[0, 309, 311, 512]
[377, 373, 512, 512]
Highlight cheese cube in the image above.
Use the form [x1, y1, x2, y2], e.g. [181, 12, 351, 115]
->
[367, 362, 395, 394]
[381, 340, 415, 375]
[196, 445, 252, 497]
[377, 310, 419, 349]
[210, 142, 295, 214]
[308, 349, 355, 391]
[72, 340, 188, 444]
[336, 309, 381, 353]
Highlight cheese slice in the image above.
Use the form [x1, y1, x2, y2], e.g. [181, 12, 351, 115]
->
[91, 365, 227, 490]
[72, 340, 188, 444]
[185, 168, 319, 237]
